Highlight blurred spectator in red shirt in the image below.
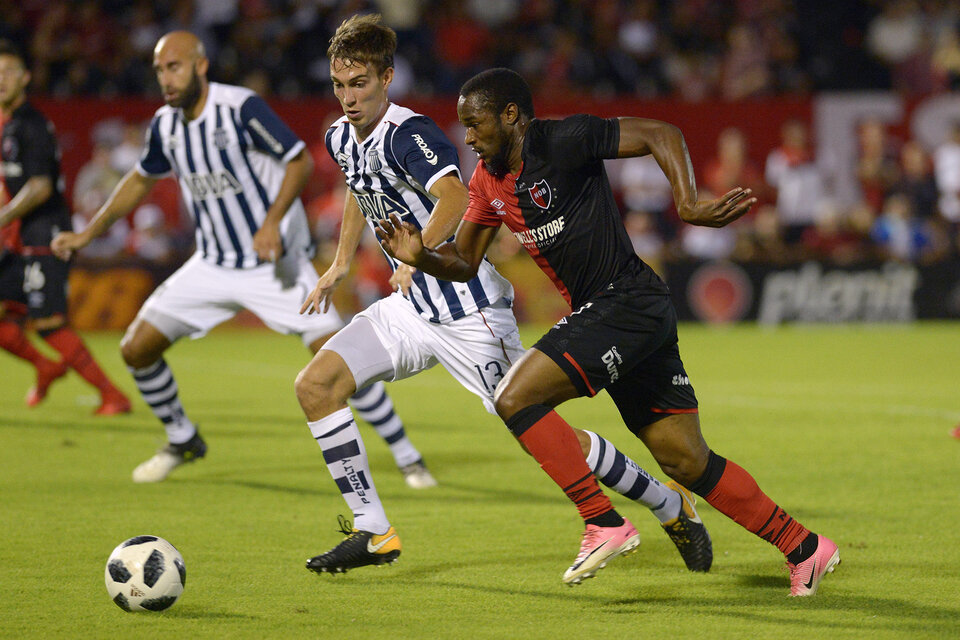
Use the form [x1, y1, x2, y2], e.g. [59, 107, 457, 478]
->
[704, 127, 768, 205]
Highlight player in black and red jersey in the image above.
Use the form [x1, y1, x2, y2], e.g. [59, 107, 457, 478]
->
[376, 68, 839, 595]
[0, 40, 130, 414]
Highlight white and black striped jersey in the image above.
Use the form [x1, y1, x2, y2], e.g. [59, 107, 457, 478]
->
[137, 82, 311, 269]
[326, 103, 513, 324]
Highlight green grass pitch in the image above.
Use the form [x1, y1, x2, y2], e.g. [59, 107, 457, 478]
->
[1, 323, 959, 639]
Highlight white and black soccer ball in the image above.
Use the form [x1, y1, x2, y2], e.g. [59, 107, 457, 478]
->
[104, 535, 185, 612]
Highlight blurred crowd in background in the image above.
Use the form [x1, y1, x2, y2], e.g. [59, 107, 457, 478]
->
[3, 0, 960, 311]
[4, 0, 960, 99]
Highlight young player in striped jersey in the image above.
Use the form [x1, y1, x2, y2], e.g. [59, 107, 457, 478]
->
[50, 31, 431, 487]
[297, 14, 710, 578]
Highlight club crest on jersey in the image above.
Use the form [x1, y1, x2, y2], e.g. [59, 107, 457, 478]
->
[213, 127, 229, 150]
[368, 148, 383, 172]
[529, 180, 552, 209]
[3, 137, 18, 158]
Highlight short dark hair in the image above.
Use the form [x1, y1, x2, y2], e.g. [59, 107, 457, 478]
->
[460, 68, 535, 119]
[0, 39, 28, 69]
[327, 13, 396, 76]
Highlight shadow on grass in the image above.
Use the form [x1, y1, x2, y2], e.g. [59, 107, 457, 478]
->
[176, 474, 561, 507]
[309, 558, 960, 636]
[693, 588, 960, 635]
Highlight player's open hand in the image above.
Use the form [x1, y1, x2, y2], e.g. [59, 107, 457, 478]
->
[375, 214, 424, 266]
[678, 187, 757, 228]
[389, 262, 416, 296]
[51, 231, 86, 261]
[253, 222, 282, 262]
[300, 263, 349, 315]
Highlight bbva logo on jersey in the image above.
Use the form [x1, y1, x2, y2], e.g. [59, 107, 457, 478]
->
[354, 191, 408, 221]
[186, 170, 243, 200]
[529, 180, 552, 209]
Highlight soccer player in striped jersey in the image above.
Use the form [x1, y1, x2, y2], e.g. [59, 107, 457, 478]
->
[297, 14, 710, 578]
[377, 68, 839, 595]
[50, 31, 428, 487]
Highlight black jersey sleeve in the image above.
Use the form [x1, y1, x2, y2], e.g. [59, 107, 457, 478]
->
[19, 116, 59, 181]
[540, 114, 620, 170]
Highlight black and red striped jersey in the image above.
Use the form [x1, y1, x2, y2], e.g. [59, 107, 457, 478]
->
[464, 114, 668, 310]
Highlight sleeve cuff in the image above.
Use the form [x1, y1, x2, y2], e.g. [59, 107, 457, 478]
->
[423, 165, 461, 193]
[282, 140, 307, 164]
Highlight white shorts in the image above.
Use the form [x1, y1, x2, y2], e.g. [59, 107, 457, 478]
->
[138, 252, 343, 346]
[323, 291, 525, 414]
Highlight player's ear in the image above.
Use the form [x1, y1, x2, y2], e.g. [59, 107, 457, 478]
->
[195, 55, 209, 78]
[501, 103, 519, 127]
[380, 66, 394, 91]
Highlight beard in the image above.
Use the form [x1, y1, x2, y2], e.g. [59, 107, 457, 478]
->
[480, 127, 512, 179]
[169, 68, 202, 111]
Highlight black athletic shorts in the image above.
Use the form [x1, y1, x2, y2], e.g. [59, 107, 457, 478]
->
[533, 273, 698, 434]
[0, 252, 68, 318]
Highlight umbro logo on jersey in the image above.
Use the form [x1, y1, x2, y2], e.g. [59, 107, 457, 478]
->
[491, 198, 505, 208]
[529, 179, 552, 209]
[411, 133, 438, 165]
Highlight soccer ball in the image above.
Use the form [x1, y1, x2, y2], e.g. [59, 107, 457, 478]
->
[104, 535, 186, 612]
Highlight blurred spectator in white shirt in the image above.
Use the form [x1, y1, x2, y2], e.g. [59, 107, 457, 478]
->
[765, 119, 823, 244]
[933, 121, 960, 223]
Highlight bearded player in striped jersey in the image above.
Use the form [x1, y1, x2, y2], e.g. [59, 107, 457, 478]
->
[50, 31, 429, 488]
[297, 15, 711, 578]
[377, 68, 839, 595]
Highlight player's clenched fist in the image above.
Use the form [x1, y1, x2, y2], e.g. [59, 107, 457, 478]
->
[51, 230, 88, 261]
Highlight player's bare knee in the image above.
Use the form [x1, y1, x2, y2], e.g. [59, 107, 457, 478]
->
[295, 355, 352, 412]
[658, 448, 709, 486]
[492, 382, 525, 420]
[119, 336, 149, 369]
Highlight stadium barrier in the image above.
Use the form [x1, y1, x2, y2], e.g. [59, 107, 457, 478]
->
[667, 258, 960, 324]
[67, 256, 960, 330]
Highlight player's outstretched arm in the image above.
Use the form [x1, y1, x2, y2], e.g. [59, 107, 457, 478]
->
[51, 169, 156, 260]
[253, 148, 314, 262]
[300, 191, 364, 315]
[0, 176, 53, 228]
[376, 214, 497, 283]
[617, 117, 756, 228]
[388, 172, 469, 295]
